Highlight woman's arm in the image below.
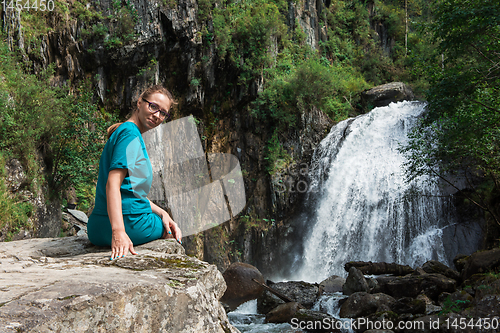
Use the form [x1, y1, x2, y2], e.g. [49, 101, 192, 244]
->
[107, 168, 137, 259]
[149, 200, 183, 244]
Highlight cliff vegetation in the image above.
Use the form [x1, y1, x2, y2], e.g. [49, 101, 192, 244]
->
[0, 0, 498, 267]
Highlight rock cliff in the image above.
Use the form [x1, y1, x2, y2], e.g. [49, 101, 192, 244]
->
[1, 0, 400, 274]
[0, 236, 238, 333]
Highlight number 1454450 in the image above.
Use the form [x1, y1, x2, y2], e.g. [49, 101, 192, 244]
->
[2, 0, 55, 11]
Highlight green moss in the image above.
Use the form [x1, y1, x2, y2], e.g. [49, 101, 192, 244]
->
[59, 295, 79, 300]
[146, 256, 204, 269]
[166, 280, 185, 288]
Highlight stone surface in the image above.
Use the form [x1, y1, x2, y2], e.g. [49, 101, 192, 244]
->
[319, 275, 345, 294]
[345, 261, 414, 276]
[343, 266, 370, 296]
[360, 82, 415, 110]
[460, 248, 500, 281]
[422, 260, 460, 281]
[257, 280, 319, 314]
[67, 209, 89, 224]
[220, 262, 265, 311]
[339, 292, 396, 319]
[0, 236, 238, 333]
[1, 158, 61, 240]
[265, 302, 302, 323]
[376, 273, 456, 300]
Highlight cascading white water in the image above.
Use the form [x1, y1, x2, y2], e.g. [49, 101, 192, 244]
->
[293, 101, 477, 283]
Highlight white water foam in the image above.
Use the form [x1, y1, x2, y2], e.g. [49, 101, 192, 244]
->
[293, 101, 457, 282]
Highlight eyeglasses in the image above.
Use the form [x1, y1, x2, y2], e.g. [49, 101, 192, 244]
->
[142, 98, 170, 120]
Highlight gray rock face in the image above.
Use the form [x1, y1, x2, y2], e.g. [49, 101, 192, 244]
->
[2, 158, 61, 240]
[360, 82, 415, 110]
[319, 275, 345, 294]
[343, 266, 370, 296]
[0, 237, 239, 333]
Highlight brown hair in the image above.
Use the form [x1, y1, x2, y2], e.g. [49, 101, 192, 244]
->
[106, 85, 176, 139]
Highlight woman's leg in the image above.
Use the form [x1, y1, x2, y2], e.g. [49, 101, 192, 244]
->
[124, 213, 164, 245]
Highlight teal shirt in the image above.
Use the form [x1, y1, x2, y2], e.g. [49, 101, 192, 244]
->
[92, 122, 153, 215]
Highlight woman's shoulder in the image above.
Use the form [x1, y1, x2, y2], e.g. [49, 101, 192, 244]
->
[110, 122, 141, 140]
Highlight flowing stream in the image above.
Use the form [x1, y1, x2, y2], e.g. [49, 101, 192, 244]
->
[288, 101, 482, 282]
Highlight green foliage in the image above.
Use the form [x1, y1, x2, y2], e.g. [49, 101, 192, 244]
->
[48, 83, 113, 194]
[400, 0, 500, 226]
[212, 0, 288, 83]
[265, 131, 292, 175]
[0, 42, 67, 179]
[0, 38, 113, 218]
[19, 1, 104, 57]
[0, 153, 34, 241]
[438, 296, 470, 315]
[253, 56, 369, 129]
[190, 78, 201, 87]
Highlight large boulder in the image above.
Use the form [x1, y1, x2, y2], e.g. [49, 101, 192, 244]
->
[345, 261, 414, 276]
[0, 236, 238, 333]
[376, 273, 456, 300]
[422, 260, 460, 281]
[360, 82, 415, 110]
[257, 281, 319, 314]
[265, 302, 302, 323]
[460, 248, 500, 281]
[339, 292, 397, 318]
[319, 275, 346, 294]
[220, 262, 265, 311]
[343, 266, 370, 296]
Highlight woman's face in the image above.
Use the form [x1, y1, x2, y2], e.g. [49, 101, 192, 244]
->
[134, 92, 172, 133]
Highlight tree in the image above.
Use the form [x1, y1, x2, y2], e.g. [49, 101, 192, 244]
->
[401, 0, 500, 228]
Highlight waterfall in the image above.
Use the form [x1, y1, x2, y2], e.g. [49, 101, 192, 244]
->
[291, 101, 482, 283]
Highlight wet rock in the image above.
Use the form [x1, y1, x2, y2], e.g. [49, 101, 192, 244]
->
[220, 262, 265, 311]
[453, 254, 469, 272]
[319, 275, 345, 294]
[460, 248, 500, 281]
[422, 260, 460, 281]
[265, 302, 302, 323]
[343, 266, 370, 296]
[257, 281, 319, 314]
[376, 273, 456, 300]
[393, 297, 426, 315]
[339, 292, 396, 318]
[467, 295, 500, 317]
[0, 236, 238, 333]
[345, 261, 414, 276]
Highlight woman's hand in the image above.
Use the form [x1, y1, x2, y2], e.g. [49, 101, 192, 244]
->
[111, 229, 137, 259]
[161, 213, 183, 244]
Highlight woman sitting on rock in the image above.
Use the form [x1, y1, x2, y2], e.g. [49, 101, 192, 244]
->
[88, 85, 182, 259]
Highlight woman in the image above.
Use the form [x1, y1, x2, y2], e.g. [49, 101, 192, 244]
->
[88, 85, 182, 260]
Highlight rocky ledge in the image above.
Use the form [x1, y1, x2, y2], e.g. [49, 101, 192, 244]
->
[0, 236, 239, 333]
